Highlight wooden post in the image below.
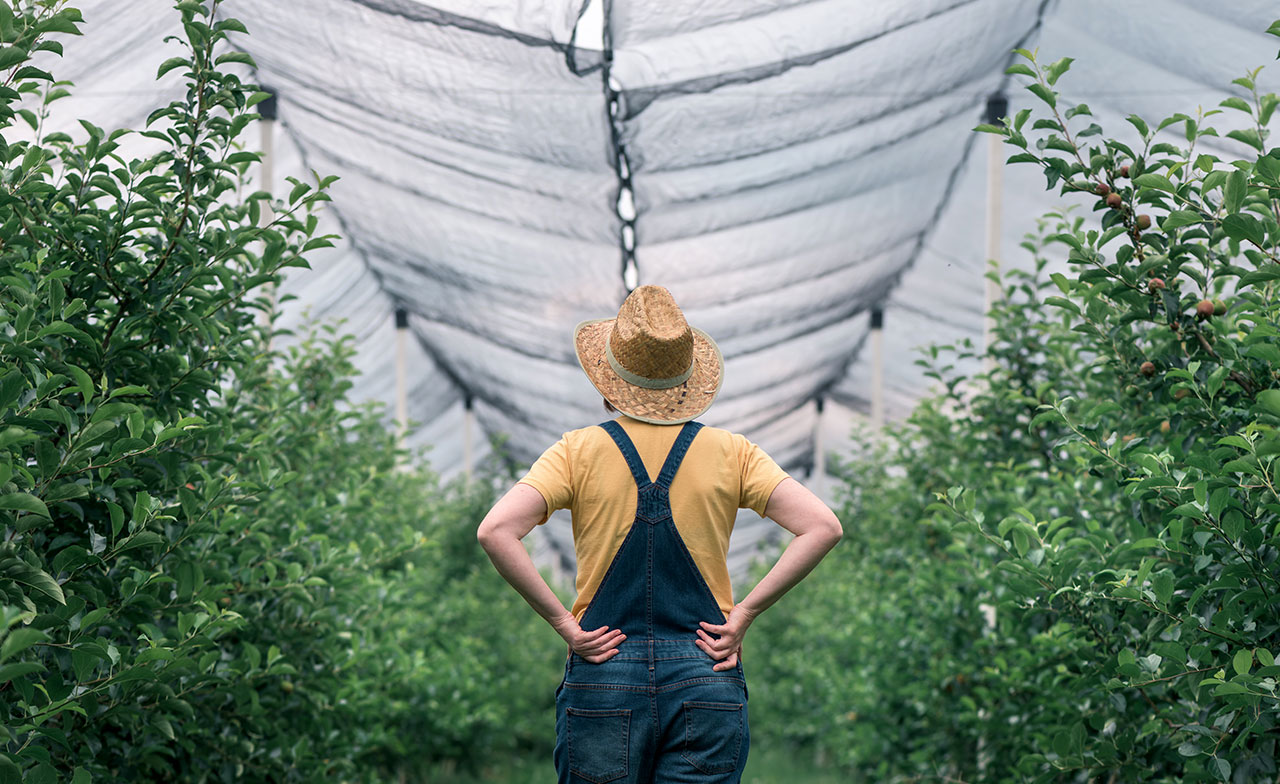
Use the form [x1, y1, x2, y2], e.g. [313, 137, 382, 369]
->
[983, 94, 1006, 374]
[812, 396, 825, 498]
[258, 88, 278, 349]
[463, 393, 475, 487]
[394, 308, 409, 465]
[870, 308, 884, 433]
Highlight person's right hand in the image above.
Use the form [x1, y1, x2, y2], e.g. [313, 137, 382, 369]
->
[696, 604, 757, 672]
[553, 613, 626, 663]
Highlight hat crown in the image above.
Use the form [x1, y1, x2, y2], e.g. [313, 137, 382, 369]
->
[609, 286, 694, 384]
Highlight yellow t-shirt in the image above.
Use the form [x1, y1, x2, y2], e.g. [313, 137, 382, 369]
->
[518, 416, 790, 622]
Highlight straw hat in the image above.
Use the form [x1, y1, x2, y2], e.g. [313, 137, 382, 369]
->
[574, 286, 724, 425]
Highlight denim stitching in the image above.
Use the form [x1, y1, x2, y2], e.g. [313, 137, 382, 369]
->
[679, 700, 742, 775]
[566, 707, 631, 783]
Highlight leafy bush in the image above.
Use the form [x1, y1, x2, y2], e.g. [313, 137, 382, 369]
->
[0, 2, 563, 781]
[748, 21, 1280, 784]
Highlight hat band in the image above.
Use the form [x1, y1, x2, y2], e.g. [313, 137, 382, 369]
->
[606, 340, 694, 389]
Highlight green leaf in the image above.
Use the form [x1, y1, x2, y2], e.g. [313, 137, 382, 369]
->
[1233, 648, 1252, 676]
[156, 57, 188, 78]
[26, 764, 55, 784]
[0, 661, 44, 683]
[1161, 210, 1203, 230]
[1133, 173, 1174, 191]
[1224, 169, 1247, 213]
[1222, 214, 1265, 246]
[1045, 57, 1074, 85]
[71, 769, 91, 784]
[0, 756, 19, 784]
[0, 46, 27, 70]
[1125, 114, 1150, 138]
[1220, 96, 1252, 114]
[1004, 63, 1035, 78]
[0, 492, 50, 518]
[214, 51, 256, 67]
[35, 320, 76, 339]
[9, 566, 65, 605]
[1152, 571, 1174, 606]
[41, 14, 82, 35]
[67, 365, 94, 403]
[0, 627, 47, 661]
[107, 385, 149, 398]
[1226, 128, 1264, 152]
[116, 531, 164, 553]
[1027, 83, 1056, 109]
[1213, 758, 1231, 782]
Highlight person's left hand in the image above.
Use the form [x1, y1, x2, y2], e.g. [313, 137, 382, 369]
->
[552, 612, 626, 663]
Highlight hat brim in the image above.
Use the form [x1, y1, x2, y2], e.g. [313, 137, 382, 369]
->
[574, 318, 724, 425]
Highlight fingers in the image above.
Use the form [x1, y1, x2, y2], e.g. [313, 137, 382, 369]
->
[699, 620, 728, 635]
[694, 635, 737, 661]
[574, 628, 625, 659]
[583, 647, 621, 664]
[712, 650, 739, 672]
[579, 625, 614, 642]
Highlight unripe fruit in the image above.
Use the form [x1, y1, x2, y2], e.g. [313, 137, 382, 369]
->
[1125, 384, 1140, 397]
[1121, 433, 1136, 443]
[1106, 192, 1123, 209]
[282, 681, 295, 693]
[1139, 361, 1156, 377]
[1096, 182, 1110, 196]
[1212, 299, 1226, 315]
[1119, 164, 1130, 177]
[1159, 420, 1171, 434]
[1174, 388, 1190, 400]
[1196, 299, 1214, 319]
[1136, 214, 1151, 230]
[219, 596, 231, 607]
[1148, 277, 1165, 292]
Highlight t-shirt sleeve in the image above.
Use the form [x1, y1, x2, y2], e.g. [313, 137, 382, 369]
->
[517, 435, 573, 525]
[737, 435, 791, 518]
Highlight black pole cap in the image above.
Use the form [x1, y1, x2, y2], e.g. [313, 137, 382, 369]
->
[985, 94, 1008, 126]
[394, 308, 409, 329]
[870, 308, 884, 330]
[258, 87, 279, 121]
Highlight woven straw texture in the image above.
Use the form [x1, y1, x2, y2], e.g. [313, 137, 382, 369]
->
[575, 288, 724, 425]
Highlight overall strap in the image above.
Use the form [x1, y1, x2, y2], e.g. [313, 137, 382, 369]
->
[598, 420, 650, 489]
[655, 421, 703, 488]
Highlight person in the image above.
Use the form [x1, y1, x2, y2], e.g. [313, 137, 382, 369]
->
[477, 285, 842, 783]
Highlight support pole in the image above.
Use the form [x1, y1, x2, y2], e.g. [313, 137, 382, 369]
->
[870, 307, 884, 433]
[812, 396, 825, 499]
[258, 88, 279, 348]
[394, 309, 409, 462]
[463, 393, 475, 487]
[983, 94, 1007, 374]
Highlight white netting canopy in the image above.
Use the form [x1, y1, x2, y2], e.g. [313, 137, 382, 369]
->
[36, 0, 1280, 575]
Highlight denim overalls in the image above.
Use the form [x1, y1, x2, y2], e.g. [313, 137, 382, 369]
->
[553, 420, 750, 783]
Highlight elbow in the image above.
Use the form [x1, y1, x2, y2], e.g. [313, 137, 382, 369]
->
[476, 518, 499, 552]
[821, 512, 843, 549]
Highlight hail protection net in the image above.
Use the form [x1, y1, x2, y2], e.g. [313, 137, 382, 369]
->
[34, 0, 1280, 576]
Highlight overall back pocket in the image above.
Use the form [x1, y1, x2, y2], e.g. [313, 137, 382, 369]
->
[680, 700, 744, 775]
[566, 707, 631, 783]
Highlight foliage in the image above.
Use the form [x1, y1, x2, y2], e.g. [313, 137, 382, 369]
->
[749, 21, 1280, 784]
[0, 2, 562, 781]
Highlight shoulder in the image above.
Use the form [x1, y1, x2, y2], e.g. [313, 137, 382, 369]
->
[693, 424, 756, 452]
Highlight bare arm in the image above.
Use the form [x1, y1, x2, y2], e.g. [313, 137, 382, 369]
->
[476, 483, 626, 663]
[695, 477, 842, 670]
